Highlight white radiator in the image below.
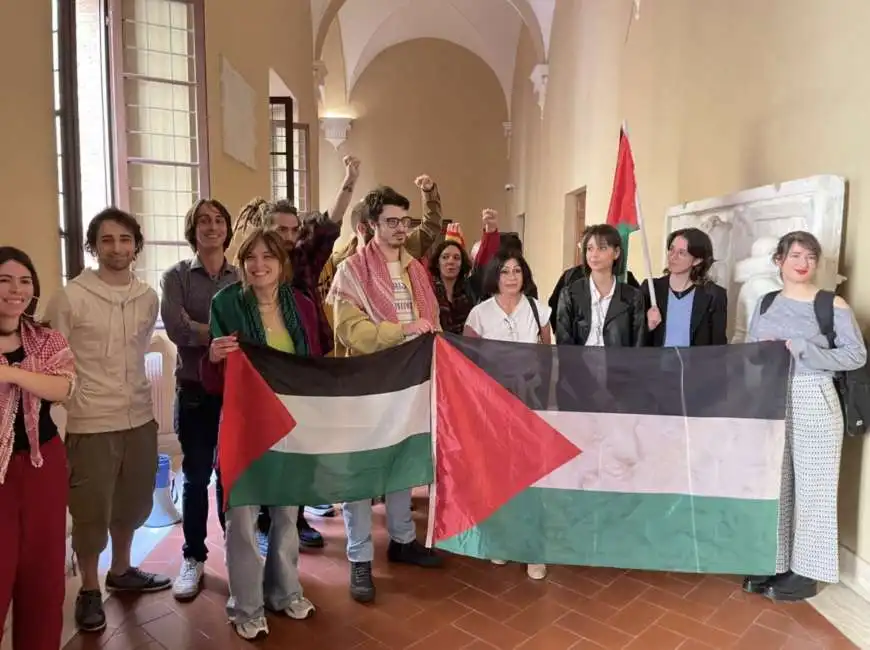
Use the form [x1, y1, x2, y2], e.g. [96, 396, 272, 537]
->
[145, 351, 174, 435]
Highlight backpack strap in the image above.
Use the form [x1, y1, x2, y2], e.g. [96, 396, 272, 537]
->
[527, 296, 544, 343]
[759, 290, 781, 315]
[813, 290, 837, 349]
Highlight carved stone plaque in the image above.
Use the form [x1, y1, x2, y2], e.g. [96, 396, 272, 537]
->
[662, 175, 846, 339]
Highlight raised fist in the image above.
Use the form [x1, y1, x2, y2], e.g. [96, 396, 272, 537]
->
[414, 175, 434, 192]
[343, 155, 361, 181]
[481, 208, 498, 233]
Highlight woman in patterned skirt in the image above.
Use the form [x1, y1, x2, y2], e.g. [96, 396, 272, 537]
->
[746, 231, 866, 601]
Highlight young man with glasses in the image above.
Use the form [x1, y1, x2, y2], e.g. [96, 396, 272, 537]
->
[327, 186, 443, 603]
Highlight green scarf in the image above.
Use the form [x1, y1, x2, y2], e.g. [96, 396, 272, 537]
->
[241, 283, 310, 356]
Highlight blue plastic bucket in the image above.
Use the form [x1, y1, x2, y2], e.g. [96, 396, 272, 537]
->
[155, 453, 172, 489]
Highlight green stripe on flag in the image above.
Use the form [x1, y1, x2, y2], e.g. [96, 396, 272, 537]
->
[435, 488, 778, 575]
[228, 433, 433, 507]
[615, 222, 637, 281]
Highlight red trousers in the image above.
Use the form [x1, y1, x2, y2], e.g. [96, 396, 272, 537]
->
[0, 436, 68, 650]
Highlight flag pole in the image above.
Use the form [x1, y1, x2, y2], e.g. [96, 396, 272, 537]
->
[621, 120, 657, 309]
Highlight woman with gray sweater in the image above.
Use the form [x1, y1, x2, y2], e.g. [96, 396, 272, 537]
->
[745, 231, 866, 602]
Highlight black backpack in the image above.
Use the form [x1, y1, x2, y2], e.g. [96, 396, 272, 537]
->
[760, 290, 870, 436]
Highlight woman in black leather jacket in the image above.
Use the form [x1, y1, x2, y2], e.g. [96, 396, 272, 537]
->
[555, 224, 647, 347]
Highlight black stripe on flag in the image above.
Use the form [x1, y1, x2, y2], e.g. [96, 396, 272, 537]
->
[240, 332, 433, 397]
[441, 334, 790, 420]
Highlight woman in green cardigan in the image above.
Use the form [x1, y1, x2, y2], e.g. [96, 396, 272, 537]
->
[205, 228, 321, 641]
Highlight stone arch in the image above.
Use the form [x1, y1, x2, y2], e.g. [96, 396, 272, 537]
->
[312, 0, 547, 65]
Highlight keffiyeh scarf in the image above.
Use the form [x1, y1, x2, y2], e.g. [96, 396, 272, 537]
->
[0, 318, 75, 483]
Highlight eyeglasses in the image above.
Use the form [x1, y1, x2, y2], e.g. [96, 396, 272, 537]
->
[383, 217, 413, 230]
[667, 248, 690, 259]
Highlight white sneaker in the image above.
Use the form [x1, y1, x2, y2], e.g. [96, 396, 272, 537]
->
[172, 558, 204, 601]
[283, 595, 316, 620]
[527, 564, 547, 580]
[491, 559, 508, 565]
[234, 616, 269, 640]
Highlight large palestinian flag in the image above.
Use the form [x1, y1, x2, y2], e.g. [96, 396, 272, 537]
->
[217, 334, 433, 508]
[428, 335, 790, 575]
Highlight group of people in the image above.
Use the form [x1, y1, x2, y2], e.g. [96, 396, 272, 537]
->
[0, 154, 866, 647]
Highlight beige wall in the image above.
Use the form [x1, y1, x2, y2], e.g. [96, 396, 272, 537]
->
[510, 0, 870, 562]
[0, 1, 320, 295]
[204, 0, 320, 220]
[319, 37, 509, 243]
[0, 1, 61, 299]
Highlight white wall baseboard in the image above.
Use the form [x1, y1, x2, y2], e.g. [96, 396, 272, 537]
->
[839, 544, 870, 604]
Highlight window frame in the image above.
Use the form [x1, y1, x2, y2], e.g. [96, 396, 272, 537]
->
[106, 0, 210, 265]
[291, 121, 311, 212]
[55, 0, 87, 280]
[269, 95, 295, 205]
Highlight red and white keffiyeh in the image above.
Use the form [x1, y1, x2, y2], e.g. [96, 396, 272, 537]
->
[327, 238, 439, 327]
[0, 318, 75, 483]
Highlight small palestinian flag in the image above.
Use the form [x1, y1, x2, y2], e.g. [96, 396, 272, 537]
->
[606, 127, 639, 281]
[429, 335, 790, 575]
[218, 334, 434, 508]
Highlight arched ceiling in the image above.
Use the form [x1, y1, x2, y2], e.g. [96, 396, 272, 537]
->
[311, 0, 554, 115]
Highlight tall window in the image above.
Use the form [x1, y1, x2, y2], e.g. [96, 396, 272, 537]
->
[53, 0, 86, 283]
[269, 97, 310, 211]
[108, 0, 209, 293]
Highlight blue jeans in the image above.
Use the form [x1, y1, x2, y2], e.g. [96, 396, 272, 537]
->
[342, 489, 416, 562]
[176, 381, 225, 562]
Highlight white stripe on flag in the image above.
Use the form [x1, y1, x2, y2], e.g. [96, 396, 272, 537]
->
[270, 381, 431, 455]
[534, 411, 784, 500]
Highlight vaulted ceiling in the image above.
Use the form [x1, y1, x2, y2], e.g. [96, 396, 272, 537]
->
[310, 0, 554, 113]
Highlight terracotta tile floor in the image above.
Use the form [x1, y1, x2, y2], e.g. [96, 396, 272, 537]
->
[62, 494, 858, 649]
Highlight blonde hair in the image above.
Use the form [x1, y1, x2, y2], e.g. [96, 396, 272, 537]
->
[234, 228, 291, 286]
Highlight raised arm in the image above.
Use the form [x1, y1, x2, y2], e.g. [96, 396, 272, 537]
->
[405, 174, 443, 259]
[326, 155, 361, 224]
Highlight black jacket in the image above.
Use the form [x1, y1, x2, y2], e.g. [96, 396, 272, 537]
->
[642, 276, 728, 347]
[556, 275, 647, 347]
[548, 266, 639, 331]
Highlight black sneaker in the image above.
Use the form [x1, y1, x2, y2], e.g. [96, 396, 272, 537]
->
[349, 561, 375, 603]
[105, 567, 172, 592]
[297, 516, 325, 549]
[387, 540, 442, 568]
[763, 572, 818, 602]
[742, 575, 774, 594]
[75, 589, 106, 633]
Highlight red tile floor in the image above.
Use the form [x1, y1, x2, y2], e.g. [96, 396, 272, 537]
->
[62, 493, 858, 649]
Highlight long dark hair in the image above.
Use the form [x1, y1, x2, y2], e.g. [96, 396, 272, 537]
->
[481, 250, 534, 298]
[0, 246, 41, 319]
[665, 227, 715, 284]
[428, 240, 472, 282]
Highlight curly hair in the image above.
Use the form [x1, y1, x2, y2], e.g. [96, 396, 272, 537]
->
[85, 208, 144, 257]
[358, 186, 410, 224]
[428, 240, 472, 281]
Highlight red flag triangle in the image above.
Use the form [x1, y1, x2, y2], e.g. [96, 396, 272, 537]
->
[605, 128, 639, 231]
[431, 337, 581, 543]
[217, 350, 297, 509]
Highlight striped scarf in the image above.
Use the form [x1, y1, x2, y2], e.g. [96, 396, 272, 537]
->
[240, 283, 310, 356]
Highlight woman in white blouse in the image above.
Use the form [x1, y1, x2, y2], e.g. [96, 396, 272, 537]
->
[463, 250, 550, 580]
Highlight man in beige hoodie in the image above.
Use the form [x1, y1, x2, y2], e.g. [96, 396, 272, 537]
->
[44, 208, 168, 634]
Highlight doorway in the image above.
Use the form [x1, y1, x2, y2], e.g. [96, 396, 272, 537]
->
[566, 188, 587, 265]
